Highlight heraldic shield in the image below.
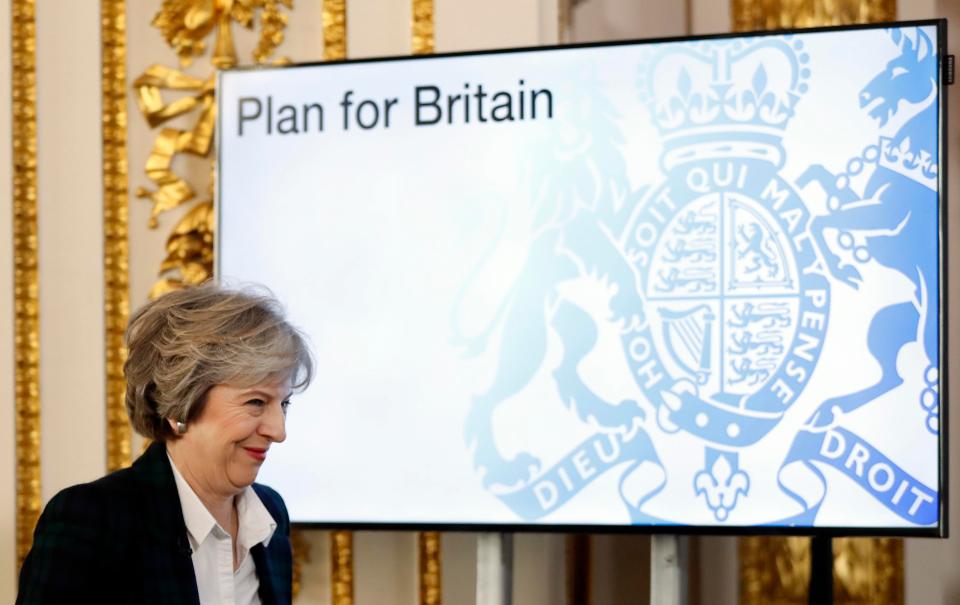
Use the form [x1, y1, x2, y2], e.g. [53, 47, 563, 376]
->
[459, 27, 939, 529]
[622, 35, 830, 522]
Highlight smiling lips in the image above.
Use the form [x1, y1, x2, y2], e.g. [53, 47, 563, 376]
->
[243, 447, 267, 462]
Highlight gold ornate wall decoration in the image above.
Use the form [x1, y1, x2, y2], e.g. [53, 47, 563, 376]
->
[733, 1, 902, 604]
[834, 538, 903, 603]
[732, 0, 895, 31]
[102, 0, 132, 473]
[135, 0, 293, 298]
[412, 0, 434, 55]
[419, 531, 442, 605]
[331, 530, 354, 605]
[740, 536, 811, 603]
[409, 4, 442, 602]
[152, 0, 293, 67]
[322, 0, 345, 61]
[12, 0, 41, 572]
[317, 3, 353, 602]
[741, 538, 903, 605]
[291, 526, 312, 598]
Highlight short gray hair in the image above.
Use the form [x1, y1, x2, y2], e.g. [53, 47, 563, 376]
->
[124, 282, 313, 441]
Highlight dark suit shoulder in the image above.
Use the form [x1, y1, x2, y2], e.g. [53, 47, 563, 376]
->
[16, 478, 126, 604]
[50, 465, 143, 526]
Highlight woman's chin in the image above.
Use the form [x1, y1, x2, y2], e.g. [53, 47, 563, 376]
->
[230, 463, 262, 488]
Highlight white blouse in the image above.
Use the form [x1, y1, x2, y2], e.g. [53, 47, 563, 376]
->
[168, 455, 277, 605]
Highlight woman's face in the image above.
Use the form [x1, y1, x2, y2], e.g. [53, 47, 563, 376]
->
[175, 378, 291, 497]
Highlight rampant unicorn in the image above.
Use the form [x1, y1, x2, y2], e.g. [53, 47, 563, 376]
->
[801, 28, 940, 434]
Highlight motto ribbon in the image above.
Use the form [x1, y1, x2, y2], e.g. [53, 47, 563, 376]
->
[493, 424, 936, 527]
[494, 427, 666, 522]
[779, 426, 937, 526]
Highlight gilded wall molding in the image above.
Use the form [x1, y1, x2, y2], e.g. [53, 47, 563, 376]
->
[320, 3, 354, 603]
[322, 0, 345, 61]
[291, 527, 312, 598]
[732, 0, 894, 31]
[12, 0, 41, 572]
[102, 0, 132, 473]
[410, 3, 441, 602]
[741, 537, 903, 605]
[419, 531, 441, 605]
[412, 0, 434, 55]
[732, 2, 901, 604]
[331, 530, 354, 605]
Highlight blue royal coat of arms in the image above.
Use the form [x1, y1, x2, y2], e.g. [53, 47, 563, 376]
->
[456, 26, 939, 529]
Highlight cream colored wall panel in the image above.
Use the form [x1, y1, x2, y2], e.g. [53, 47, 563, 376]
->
[538, 0, 560, 45]
[353, 531, 417, 604]
[0, 0, 15, 599]
[691, 0, 730, 35]
[899, 0, 937, 20]
[570, 0, 686, 43]
[435, 0, 541, 52]
[442, 532, 478, 604]
[35, 0, 106, 502]
[514, 534, 566, 604]
[347, 0, 411, 58]
[283, 0, 326, 64]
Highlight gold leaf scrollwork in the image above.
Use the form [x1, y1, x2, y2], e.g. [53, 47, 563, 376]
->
[150, 199, 215, 299]
[152, 0, 293, 68]
[136, 0, 292, 298]
[732, 0, 895, 31]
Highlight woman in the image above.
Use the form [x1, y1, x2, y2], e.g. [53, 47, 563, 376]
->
[17, 283, 313, 605]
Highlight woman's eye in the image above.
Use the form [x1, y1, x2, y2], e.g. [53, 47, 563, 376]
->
[281, 399, 292, 413]
[247, 398, 266, 407]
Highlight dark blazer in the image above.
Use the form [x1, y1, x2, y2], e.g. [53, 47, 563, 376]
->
[16, 441, 292, 605]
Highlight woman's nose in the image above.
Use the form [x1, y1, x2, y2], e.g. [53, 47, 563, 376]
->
[260, 401, 287, 443]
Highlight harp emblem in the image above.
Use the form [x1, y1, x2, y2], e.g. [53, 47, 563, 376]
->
[660, 304, 714, 385]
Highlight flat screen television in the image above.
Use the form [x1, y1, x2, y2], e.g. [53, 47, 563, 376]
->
[217, 20, 948, 535]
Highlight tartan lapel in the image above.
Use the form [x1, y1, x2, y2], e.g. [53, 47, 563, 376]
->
[251, 542, 278, 605]
[131, 441, 202, 605]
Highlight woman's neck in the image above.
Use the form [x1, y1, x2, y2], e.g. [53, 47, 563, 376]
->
[166, 442, 237, 532]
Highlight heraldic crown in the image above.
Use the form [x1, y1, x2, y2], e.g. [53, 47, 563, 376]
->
[637, 36, 811, 146]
